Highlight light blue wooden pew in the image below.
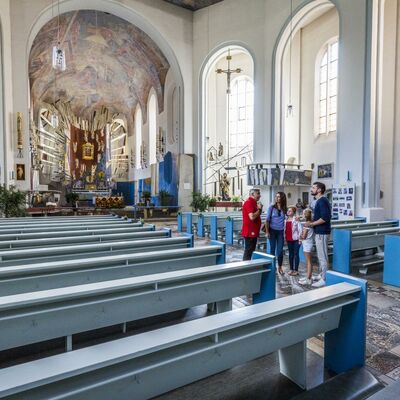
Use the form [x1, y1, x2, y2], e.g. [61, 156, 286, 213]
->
[333, 222, 400, 274]
[383, 233, 400, 288]
[0, 254, 274, 353]
[0, 224, 155, 242]
[0, 214, 122, 226]
[0, 271, 366, 400]
[0, 227, 171, 250]
[0, 220, 141, 235]
[0, 234, 192, 267]
[0, 243, 226, 295]
[177, 212, 200, 233]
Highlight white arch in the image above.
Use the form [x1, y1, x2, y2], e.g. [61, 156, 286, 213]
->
[272, 0, 338, 163]
[198, 42, 255, 192]
[26, 0, 185, 157]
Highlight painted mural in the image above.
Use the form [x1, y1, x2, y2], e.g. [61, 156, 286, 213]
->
[29, 10, 170, 128]
[29, 10, 170, 189]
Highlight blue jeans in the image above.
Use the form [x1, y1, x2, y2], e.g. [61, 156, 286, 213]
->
[287, 240, 300, 271]
[268, 228, 284, 266]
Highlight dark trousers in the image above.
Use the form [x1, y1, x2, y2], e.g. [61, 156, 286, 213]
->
[287, 240, 300, 271]
[268, 228, 284, 266]
[243, 237, 258, 261]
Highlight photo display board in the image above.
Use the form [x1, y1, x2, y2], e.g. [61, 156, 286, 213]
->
[332, 183, 355, 220]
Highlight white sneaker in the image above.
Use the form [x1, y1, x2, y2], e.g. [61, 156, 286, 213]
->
[312, 274, 322, 281]
[311, 279, 326, 288]
[299, 277, 312, 285]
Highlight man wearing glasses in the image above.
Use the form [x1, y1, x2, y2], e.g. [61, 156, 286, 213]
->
[242, 188, 263, 261]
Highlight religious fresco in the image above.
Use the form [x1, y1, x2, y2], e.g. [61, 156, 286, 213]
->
[29, 10, 170, 130]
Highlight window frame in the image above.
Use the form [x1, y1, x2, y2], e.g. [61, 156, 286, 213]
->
[314, 37, 339, 137]
[227, 75, 254, 162]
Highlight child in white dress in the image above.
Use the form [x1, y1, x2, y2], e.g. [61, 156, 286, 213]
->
[299, 209, 314, 285]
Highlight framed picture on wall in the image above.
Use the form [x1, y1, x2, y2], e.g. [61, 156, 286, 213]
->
[317, 163, 333, 179]
[16, 164, 25, 181]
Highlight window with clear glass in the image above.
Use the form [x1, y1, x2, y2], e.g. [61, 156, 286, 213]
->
[135, 107, 142, 169]
[228, 77, 254, 161]
[148, 94, 157, 165]
[318, 40, 338, 135]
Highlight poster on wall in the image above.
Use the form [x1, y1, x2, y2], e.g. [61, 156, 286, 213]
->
[317, 163, 334, 179]
[331, 183, 355, 221]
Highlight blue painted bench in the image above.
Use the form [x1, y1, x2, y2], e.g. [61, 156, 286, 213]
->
[0, 234, 192, 267]
[0, 271, 366, 399]
[333, 224, 400, 274]
[0, 224, 155, 242]
[0, 243, 226, 295]
[383, 233, 400, 288]
[0, 254, 274, 352]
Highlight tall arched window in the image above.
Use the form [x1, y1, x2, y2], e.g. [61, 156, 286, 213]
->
[135, 106, 142, 169]
[228, 77, 254, 163]
[317, 38, 338, 135]
[148, 93, 157, 165]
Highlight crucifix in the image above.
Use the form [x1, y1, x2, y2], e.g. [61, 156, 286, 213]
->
[216, 48, 242, 169]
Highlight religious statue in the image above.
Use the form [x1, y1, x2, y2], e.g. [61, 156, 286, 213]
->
[218, 142, 224, 157]
[219, 172, 231, 201]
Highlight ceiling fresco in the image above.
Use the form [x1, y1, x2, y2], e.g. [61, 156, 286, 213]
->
[163, 0, 223, 11]
[29, 10, 170, 128]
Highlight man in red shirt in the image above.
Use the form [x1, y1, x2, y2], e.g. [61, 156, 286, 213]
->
[242, 188, 263, 260]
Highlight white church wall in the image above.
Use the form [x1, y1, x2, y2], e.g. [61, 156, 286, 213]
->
[8, 0, 193, 191]
[299, 8, 338, 188]
[194, 0, 375, 214]
[0, 0, 14, 186]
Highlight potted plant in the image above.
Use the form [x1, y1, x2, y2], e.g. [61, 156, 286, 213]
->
[142, 191, 151, 206]
[65, 191, 79, 208]
[208, 196, 217, 211]
[159, 190, 172, 206]
[231, 195, 243, 211]
[0, 185, 27, 217]
[190, 192, 210, 212]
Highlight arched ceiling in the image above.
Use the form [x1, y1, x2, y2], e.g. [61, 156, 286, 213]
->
[163, 0, 223, 11]
[29, 10, 170, 126]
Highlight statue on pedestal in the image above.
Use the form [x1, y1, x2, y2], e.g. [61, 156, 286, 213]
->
[219, 172, 231, 201]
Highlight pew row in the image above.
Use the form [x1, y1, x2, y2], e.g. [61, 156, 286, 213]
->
[197, 212, 242, 238]
[0, 244, 226, 295]
[0, 220, 141, 235]
[333, 226, 400, 274]
[383, 233, 400, 288]
[0, 224, 154, 242]
[177, 212, 200, 233]
[0, 214, 123, 226]
[0, 235, 193, 267]
[0, 271, 366, 400]
[0, 228, 172, 251]
[0, 254, 275, 352]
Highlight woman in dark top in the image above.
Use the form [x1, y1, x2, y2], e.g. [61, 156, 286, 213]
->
[264, 191, 287, 275]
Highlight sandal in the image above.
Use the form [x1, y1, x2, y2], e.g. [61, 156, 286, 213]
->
[278, 267, 284, 275]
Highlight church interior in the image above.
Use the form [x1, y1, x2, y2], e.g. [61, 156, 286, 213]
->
[0, 0, 399, 399]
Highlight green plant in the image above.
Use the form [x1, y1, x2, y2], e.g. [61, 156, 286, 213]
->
[65, 192, 79, 205]
[159, 190, 171, 206]
[0, 185, 27, 217]
[208, 197, 217, 207]
[142, 191, 151, 200]
[190, 192, 210, 212]
[231, 195, 242, 202]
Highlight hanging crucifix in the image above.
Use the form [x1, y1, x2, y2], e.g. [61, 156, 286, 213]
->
[216, 48, 242, 169]
[216, 48, 242, 94]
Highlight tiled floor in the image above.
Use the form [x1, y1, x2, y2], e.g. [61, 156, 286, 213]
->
[166, 221, 400, 387]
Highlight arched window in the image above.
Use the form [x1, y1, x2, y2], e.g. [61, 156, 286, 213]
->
[135, 106, 142, 169]
[317, 39, 338, 135]
[228, 77, 254, 162]
[148, 93, 157, 165]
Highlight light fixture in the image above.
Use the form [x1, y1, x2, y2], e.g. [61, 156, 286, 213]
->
[52, 0, 66, 71]
[287, 0, 294, 117]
